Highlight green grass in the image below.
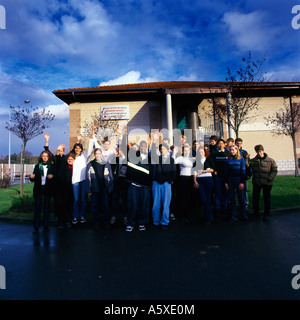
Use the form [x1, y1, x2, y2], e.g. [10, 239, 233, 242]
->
[0, 176, 299, 219]
[247, 175, 300, 211]
[0, 183, 35, 218]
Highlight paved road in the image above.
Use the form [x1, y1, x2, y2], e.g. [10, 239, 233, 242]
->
[0, 211, 300, 300]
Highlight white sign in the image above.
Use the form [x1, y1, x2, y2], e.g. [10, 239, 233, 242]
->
[101, 105, 129, 120]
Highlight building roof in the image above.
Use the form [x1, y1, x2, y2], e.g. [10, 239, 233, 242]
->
[53, 81, 300, 104]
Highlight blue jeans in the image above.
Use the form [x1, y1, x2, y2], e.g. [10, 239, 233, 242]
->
[196, 177, 214, 221]
[152, 181, 172, 226]
[227, 177, 247, 217]
[214, 176, 228, 211]
[72, 180, 87, 220]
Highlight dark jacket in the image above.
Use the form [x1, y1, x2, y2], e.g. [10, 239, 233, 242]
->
[126, 151, 153, 188]
[212, 149, 228, 177]
[247, 153, 277, 185]
[44, 146, 67, 187]
[153, 155, 176, 184]
[86, 159, 114, 194]
[30, 162, 55, 197]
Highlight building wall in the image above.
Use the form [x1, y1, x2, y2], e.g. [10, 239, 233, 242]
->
[68, 94, 300, 174]
[69, 100, 162, 148]
[198, 96, 300, 174]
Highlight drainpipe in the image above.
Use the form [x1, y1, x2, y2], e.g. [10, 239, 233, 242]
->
[226, 92, 234, 138]
[166, 93, 173, 144]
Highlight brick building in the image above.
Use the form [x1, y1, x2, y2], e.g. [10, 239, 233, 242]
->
[53, 81, 300, 175]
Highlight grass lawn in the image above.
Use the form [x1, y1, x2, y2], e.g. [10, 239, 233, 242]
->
[247, 175, 300, 212]
[0, 176, 299, 219]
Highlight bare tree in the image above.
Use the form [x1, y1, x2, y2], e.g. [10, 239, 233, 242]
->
[265, 99, 300, 177]
[5, 105, 55, 194]
[206, 52, 268, 138]
[81, 109, 121, 144]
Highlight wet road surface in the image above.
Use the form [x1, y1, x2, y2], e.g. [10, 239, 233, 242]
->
[0, 211, 300, 300]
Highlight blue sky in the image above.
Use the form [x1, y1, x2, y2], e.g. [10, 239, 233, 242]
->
[0, 0, 299, 156]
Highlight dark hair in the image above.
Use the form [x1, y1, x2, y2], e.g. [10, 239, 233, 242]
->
[72, 143, 83, 153]
[254, 144, 264, 152]
[66, 152, 76, 160]
[210, 135, 218, 141]
[235, 138, 243, 143]
[38, 151, 53, 163]
[217, 139, 225, 144]
[94, 148, 102, 155]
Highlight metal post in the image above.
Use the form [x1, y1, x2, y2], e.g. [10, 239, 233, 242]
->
[166, 93, 173, 144]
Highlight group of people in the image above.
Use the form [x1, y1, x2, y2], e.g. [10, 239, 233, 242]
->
[29, 127, 278, 234]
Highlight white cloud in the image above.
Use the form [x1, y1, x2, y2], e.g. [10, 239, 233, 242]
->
[44, 104, 69, 120]
[99, 71, 158, 86]
[222, 11, 280, 52]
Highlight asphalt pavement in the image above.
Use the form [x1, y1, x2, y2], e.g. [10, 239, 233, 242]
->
[0, 210, 300, 301]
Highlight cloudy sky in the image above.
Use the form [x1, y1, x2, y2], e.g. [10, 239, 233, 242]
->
[0, 0, 299, 156]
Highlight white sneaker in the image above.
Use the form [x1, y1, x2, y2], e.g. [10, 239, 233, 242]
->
[139, 225, 146, 231]
[125, 226, 134, 232]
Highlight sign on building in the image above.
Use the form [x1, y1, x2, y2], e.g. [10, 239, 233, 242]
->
[100, 105, 130, 120]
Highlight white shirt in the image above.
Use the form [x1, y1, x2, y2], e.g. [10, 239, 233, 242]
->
[72, 138, 95, 184]
[175, 156, 194, 176]
[41, 166, 48, 186]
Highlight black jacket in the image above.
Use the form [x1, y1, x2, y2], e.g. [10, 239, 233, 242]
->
[126, 151, 153, 188]
[30, 163, 55, 197]
[153, 156, 176, 184]
[86, 160, 114, 194]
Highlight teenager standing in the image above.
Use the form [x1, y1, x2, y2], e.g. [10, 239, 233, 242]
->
[152, 143, 177, 230]
[30, 151, 55, 234]
[71, 133, 95, 224]
[224, 145, 249, 223]
[246, 144, 277, 221]
[86, 148, 113, 230]
[193, 147, 216, 225]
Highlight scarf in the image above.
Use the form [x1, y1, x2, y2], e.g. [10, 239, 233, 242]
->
[39, 162, 51, 176]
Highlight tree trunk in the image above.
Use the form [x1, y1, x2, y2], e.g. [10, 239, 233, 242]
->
[292, 135, 299, 178]
[20, 144, 26, 195]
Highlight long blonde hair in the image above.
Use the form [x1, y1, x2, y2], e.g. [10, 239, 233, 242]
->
[229, 145, 242, 160]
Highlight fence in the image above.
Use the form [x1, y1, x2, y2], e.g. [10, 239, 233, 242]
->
[0, 164, 35, 183]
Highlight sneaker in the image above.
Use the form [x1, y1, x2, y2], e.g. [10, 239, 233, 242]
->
[80, 217, 86, 223]
[125, 226, 134, 232]
[170, 213, 175, 221]
[139, 225, 146, 231]
[72, 218, 78, 224]
[161, 225, 168, 231]
[230, 216, 238, 224]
